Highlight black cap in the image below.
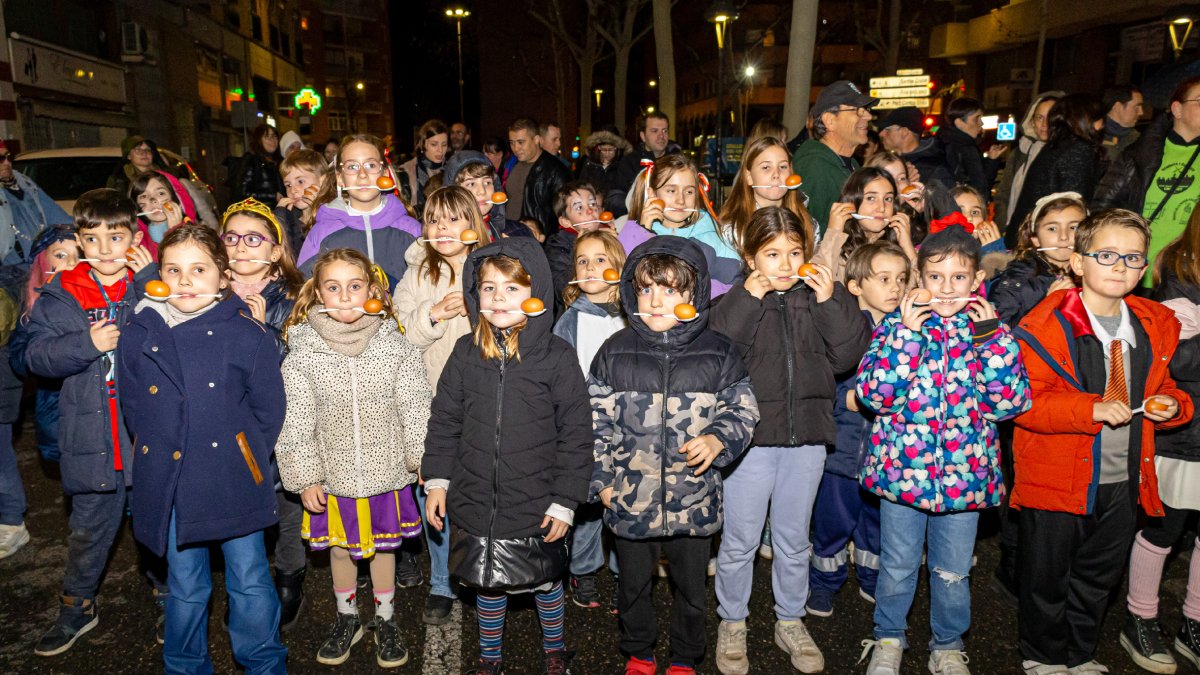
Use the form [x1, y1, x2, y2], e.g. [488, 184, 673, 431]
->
[877, 106, 924, 135]
[811, 80, 879, 117]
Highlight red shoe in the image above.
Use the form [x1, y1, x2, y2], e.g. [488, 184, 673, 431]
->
[624, 656, 656, 675]
[665, 664, 696, 675]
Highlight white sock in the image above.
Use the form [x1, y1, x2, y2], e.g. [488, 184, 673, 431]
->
[374, 588, 395, 621]
[334, 586, 357, 615]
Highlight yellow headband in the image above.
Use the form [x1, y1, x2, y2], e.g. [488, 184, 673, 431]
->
[222, 198, 284, 244]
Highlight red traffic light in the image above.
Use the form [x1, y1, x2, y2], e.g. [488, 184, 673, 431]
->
[924, 116, 936, 127]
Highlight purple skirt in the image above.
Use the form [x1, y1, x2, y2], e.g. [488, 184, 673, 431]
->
[302, 487, 422, 560]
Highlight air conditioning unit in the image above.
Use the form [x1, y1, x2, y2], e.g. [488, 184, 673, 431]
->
[122, 21, 147, 55]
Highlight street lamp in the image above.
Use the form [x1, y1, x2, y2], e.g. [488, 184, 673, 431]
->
[445, 7, 471, 120]
[594, 89, 604, 107]
[706, 1, 739, 208]
[1166, 5, 1200, 58]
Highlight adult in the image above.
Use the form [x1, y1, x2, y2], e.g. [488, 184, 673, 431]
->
[937, 97, 999, 203]
[995, 91, 1064, 241]
[232, 123, 284, 205]
[450, 122, 472, 153]
[1101, 85, 1144, 163]
[577, 127, 632, 201]
[1095, 76, 1200, 285]
[482, 137, 506, 174]
[1008, 94, 1107, 240]
[321, 138, 340, 165]
[504, 117, 571, 236]
[877, 106, 956, 190]
[107, 136, 166, 196]
[0, 139, 71, 298]
[279, 131, 303, 158]
[604, 112, 681, 217]
[539, 121, 569, 169]
[399, 119, 450, 215]
[791, 80, 878, 236]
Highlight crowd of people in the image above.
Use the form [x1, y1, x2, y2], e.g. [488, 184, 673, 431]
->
[0, 72, 1199, 675]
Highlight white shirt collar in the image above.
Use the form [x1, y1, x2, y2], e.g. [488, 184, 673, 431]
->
[1083, 300, 1137, 352]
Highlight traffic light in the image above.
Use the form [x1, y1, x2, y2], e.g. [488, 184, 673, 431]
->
[924, 116, 936, 127]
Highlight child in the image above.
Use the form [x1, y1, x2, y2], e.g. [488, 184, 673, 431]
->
[621, 153, 742, 297]
[117, 224, 287, 672]
[299, 134, 422, 290]
[719, 137, 810, 248]
[711, 206, 870, 675]
[950, 185, 1005, 257]
[423, 237, 593, 674]
[546, 180, 609, 315]
[990, 192, 1085, 327]
[392, 185, 490, 626]
[813, 167, 918, 283]
[808, 241, 911, 616]
[551, 229, 627, 609]
[857, 224, 1031, 675]
[131, 171, 192, 256]
[442, 150, 531, 241]
[275, 148, 333, 254]
[591, 237, 760, 674]
[276, 248, 431, 667]
[1013, 209, 1193, 675]
[25, 188, 167, 656]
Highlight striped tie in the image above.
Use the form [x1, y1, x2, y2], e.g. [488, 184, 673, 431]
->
[1102, 340, 1129, 406]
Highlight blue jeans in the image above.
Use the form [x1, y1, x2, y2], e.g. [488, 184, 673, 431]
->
[62, 486, 168, 600]
[569, 503, 606, 576]
[874, 499, 978, 650]
[417, 486, 455, 598]
[165, 514, 286, 675]
[0, 423, 25, 525]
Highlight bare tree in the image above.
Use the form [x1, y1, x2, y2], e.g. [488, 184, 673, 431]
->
[530, 0, 609, 139]
[854, 0, 939, 74]
[592, 0, 654, 134]
[652, 0, 677, 126]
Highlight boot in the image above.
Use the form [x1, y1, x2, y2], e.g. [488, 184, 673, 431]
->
[276, 567, 307, 632]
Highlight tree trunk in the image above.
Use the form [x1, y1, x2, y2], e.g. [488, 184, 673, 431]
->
[614, 46, 631, 136]
[782, 0, 819, 138]
[885, 0, 901, 73]
[652, 0, 676, 131]
[579, 56, 594, 141]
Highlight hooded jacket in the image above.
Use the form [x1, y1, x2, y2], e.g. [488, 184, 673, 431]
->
[1009, 133, 1105, 233]
[392, 241, 472, 391]
[299, 194, 421, 288]
[988, 253, 1065, 327]
[996, 91, 1066, 235]
[552, 295, 626, 376]
[589, 237, 760, 539]
[578, 129, 633, 199]
[441, 150, 533, 242]
[617, 210, 742, 298]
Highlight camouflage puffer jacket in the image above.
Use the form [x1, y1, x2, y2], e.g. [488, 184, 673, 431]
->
[589, 237, 760, 539]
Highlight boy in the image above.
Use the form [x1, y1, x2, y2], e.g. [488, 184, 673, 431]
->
[25, 188, 164, 655]
[857, 225, 1030, 675]
[590, 237, 759, 675]
[546, 180, 608, 316]
[808, 241, 911, 617]
[273, 148, 329, 255]
[1013, 209, 1193, 675]
[442, 149, 532, 241]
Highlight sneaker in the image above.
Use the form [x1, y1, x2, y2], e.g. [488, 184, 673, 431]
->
[423, 594, 454, 625]
[34, 597, 99, 656]
[570, 574, 601, 609]
[1177, 616, 1200, 669]
[466, 659, 506, 674]
[858, 638, 903, 675]
[395, 550, 423, 588]
[759, 543, 774, 560]
[1022, 661, 1070, 675]
[859, 587, 876, 605]
[625, 656, 656, 675]
[154, 594, 166, 646]
[374, 617, 409, 668]
[708, 556, 718, 577]
[775, 620, 823, 673]
[716, 620, 749, 675]
[1120, 614, 1176, 673]
[929, 649, 971, 675]
[656, 556, 669, 578]
[666, 664, 697, 675]
[806, 588, 834, 618]
[0, 522, 30, 559]
[316, 612, 364, 666]
[1066, 662, 1109, 674]
[543, 649, 575, 675]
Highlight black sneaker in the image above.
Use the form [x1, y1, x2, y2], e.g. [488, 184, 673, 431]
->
[396, 550, 423, 588]
[465, 658, 506, 674]
[34, 597, 99, 656]
[154, 594, 166, 645]
[571, 574, 601, 609]
[544, 649, 575, 674]
[276, 568, 306, 632]
[374, 617, 409, 668]
[423, 594, 454, 625]
[1120, 613, 1176, 673]
[1177, 616, 1200, 670]
[316, 612, 364, 666]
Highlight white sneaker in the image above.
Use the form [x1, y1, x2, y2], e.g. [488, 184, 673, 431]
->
[775, 620, 823, 673]
[1022, 661, 1070, 675]
[929, 649, 971, 675]
[859, 638, 903, 675]
[0, 522, 29, 559]
[1066, 662, 1109, 674]
[759, 543, 774, 560]
[707, 556, 718, 577]
[715, 620, 749, 675]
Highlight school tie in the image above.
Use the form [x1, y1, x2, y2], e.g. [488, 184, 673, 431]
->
[1102, 340, 1129, 406]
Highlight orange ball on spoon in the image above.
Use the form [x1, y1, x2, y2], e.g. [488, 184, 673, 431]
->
[673, 303, 698, 321]
[1145, 398, 1171, 414]
[785, 174, 803, 188]
[602, 268, 620, 282]
[376, 175, 395, 190]
[363, 298, 384, 314]
[490, 191, 508, 204]
[911, 288, 933, 304]
[797, 263, 818, 278]
[459, 229, 480, 244]
[146, 280, 170, 298]
[521, 298, 545, 315]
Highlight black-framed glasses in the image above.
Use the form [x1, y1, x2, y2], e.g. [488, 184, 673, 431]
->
[221, 232, 274, 248]
[1081, 250, 1147, 269]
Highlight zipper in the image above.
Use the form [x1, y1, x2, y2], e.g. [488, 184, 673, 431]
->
[349, 358, 364, 496]
[777, 293, 797, 444]
[659, 332, 670, 537]
[485, 340, 506, 581]
[935, 319, 949, 510]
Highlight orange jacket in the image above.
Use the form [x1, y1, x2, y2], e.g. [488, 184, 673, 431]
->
[1011, 289, 1193, 516]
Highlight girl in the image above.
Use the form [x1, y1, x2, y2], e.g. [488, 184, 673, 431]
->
[813, 167, 917, 283]
[720, 137, 811, 249]
[865, 151, 925, 214]
[710, 206, 871, 675]
[423, 238, 592, 674]
[989, 192, 1085, 326]
[950, 185, 1005, 258]
[400, 119, 450, 214]
[299, 134, 422, 291]
[132, 172, 196, 257]
[117, 225, 287, 673]
[275, 148, 334, 254]
[276, 248, 431, 668]
[234, 123, 285, 204]
[620, 153, 741, 297]
[551, 230, 627, 609]
[392, 185, 489, 625]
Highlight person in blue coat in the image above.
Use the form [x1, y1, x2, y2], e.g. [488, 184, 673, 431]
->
[117, 224, 287, 674]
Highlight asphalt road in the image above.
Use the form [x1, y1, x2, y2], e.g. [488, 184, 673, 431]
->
[1, 421, 1195, 675]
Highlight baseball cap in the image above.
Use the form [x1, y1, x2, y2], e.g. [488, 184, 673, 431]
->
[812, 80, 879, 117]
[877, 107, 924, 134]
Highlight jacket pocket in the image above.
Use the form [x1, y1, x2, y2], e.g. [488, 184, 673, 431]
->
[235, 432, 265, 485]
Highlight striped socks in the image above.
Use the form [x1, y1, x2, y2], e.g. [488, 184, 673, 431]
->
[477, 592, 508, 663]
[535, 581, 566, 653]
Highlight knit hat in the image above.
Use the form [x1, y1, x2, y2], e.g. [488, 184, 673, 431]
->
[121, 135, 151, 158]
[443, 150, 491, 184]
[280, 131, 303, 157]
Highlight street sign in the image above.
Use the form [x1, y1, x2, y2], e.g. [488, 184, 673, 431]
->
[897, 68, 924, 76]
[870, 86, 931, 98]
[874, 97, 931, 110]
[869, 74, 931, 89]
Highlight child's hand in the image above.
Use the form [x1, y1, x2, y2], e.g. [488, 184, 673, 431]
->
[641, 196, 665, 226]
[245, 295, 267, 324]
[540, 515, 569, 542]
[163, 201, 184, 228]
[276, 196, 297, 210]
[680, 434, 723, 476]
[125, 245, 154, 272]
[90, 320, 120, 352]
[301, 485, 327, 514]
[1143, 395, 1181, 423]
[846, 388, 860, 413]
[888, 212, 914, 248]
[900, 290, 932, 332]
[975, 221, 1001, 246]
[967, 297, 998, 323]
[425, 488, 447, 531]
[743, 270, 772, 300]
[1047, 276, 1075, 294]
[1093, 401, 1132, 427]
[431, 292, 466, 322]
[803, 262, 835, 303]
[599, 487, 613, 509]
[827, 202, 853, 233]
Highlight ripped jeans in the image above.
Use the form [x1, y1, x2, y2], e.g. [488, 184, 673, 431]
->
[874, 499, 978, 651]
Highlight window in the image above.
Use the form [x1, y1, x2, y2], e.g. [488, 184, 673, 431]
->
[251, 14, 263, 41]
[270, 24, 279, 51]
[329, 111, 347, 132]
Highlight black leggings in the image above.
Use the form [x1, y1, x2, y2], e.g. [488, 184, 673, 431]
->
[1140, 503, 1198, 550]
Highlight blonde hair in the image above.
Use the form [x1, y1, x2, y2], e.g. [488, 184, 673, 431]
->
[720, 137, 809, 246]
[473, 255, 530, 362]
[282, 248, 396, 340]
[562, 230, 625, 308]
[421, 186, 489, 287]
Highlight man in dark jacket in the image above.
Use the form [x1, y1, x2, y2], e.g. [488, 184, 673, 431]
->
[877, 106, 956, 189]
[504, 117, 572, 236]
[604, 111, 682, 217]
[1101, 85, 1143, 163]
[937, 97, 999, 202]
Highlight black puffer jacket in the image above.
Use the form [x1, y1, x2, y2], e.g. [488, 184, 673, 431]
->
[938, 125, 998, 201]
[710, 279, 870, 447]
[1153, 271, 1200, 461]
[544, 229, 576, 318]
[233, 152, 284, 205]
[422, 237, 592, 587]
[520, 152, 572, 236]
[1093, 114, 1174, 213]
[988, 253, 1064, 327]
[1009, 134, 1105, 232]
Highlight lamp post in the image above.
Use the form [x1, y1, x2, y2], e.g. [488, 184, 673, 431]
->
[707, 1, 739, 208]
[445, 8, 471, 120]
[1166, 5, 1200, 59]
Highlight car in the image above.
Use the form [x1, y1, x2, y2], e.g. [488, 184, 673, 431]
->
[13, 146, 217, 225]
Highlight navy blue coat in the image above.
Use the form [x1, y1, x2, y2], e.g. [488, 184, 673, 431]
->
[826, 310, 877, 480]
[117, 295, 285, 556]
[257, 276, 296, 335]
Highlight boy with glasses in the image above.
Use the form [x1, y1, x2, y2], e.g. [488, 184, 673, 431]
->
[1012, 209, 1194, 675]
